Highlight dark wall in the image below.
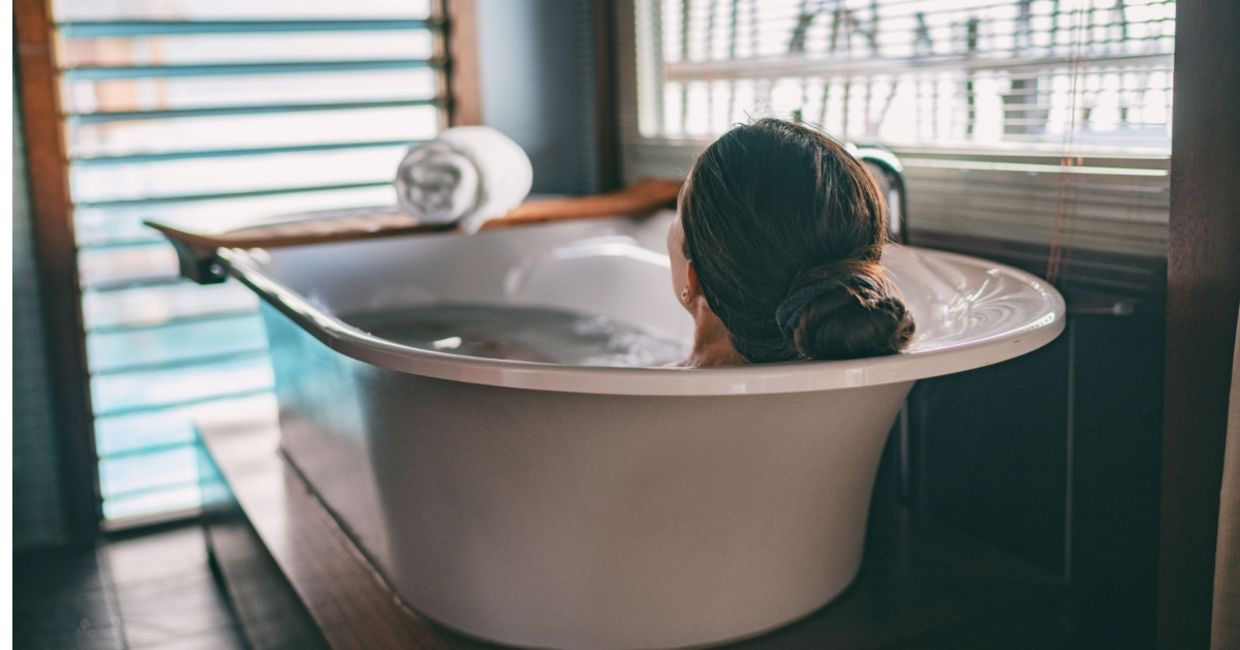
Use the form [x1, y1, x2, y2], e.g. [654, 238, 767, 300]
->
[474, 0, 601, 196]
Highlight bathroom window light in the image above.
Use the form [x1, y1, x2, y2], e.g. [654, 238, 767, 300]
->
[620, 0, 1174, 258]
[46, 0, 449, 528]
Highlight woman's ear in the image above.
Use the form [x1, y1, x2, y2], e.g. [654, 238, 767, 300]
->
[683, 262, 704, 304]
[684, 260, 704, 298]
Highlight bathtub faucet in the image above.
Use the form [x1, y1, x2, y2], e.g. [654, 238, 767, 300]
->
[851, 144, 908, 244]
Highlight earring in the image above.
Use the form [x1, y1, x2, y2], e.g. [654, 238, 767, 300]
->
[680, 289, 689, 303]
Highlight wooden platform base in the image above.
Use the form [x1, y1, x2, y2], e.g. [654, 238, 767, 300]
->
[196, 404, 1072, 649]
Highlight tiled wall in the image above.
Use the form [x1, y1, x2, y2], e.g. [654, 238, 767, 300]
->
[13, 86, 69, 549]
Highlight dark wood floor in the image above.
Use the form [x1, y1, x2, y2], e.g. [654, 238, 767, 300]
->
[14, 522, 247, 650]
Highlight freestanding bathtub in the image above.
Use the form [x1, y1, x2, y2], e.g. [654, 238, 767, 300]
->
[218, 210, 1064, 649]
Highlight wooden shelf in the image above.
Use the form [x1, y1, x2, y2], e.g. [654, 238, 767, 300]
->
[149, 179, 680, 283]
[196, 403, 1072, 649]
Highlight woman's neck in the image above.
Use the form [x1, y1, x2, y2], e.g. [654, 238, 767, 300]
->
[682, 302, 746, 367]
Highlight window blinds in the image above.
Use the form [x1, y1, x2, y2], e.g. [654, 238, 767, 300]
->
[50, 0, 445, 525]
[620, 0, 1173, 257]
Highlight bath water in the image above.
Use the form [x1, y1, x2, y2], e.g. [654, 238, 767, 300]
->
[342, 303, 689, 367]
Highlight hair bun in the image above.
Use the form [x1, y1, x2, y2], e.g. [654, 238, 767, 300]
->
[777, 260, 915, 360]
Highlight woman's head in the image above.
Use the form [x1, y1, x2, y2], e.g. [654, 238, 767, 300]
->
[669, 118, 914, 363]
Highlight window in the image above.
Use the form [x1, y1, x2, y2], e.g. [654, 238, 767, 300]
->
[619, 0, 1173, 257]
[49, 0, 447, 526]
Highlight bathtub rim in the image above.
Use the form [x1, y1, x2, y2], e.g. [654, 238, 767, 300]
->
[221, 243, 1064, 397]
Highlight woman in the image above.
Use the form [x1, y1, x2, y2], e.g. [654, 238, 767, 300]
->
[668, 118, 915, 367]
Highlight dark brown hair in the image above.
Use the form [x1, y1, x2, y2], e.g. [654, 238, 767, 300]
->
[680, 118, 914, 362]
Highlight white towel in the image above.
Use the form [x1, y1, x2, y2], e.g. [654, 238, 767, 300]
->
[394, 126, 534, 232]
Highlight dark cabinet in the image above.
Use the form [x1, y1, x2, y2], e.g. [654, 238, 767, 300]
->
[893, 241, 1164, 648]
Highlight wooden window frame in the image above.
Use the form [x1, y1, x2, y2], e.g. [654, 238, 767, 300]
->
[1159, 0, 1240, 646]
[441, 0, 483, 127]
[15, 0, 103, 545]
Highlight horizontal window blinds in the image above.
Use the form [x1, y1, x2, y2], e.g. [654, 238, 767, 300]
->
[50, 0, 445, 525]
[621, 0, 1173, 257]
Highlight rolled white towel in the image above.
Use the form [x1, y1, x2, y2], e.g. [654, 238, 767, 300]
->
[393, 126, 534, 232]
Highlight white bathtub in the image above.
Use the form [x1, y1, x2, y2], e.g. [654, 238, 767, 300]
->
[220, 210, 1064, 649]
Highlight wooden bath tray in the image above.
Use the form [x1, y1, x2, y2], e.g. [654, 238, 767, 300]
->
[196, 403, 1073, 649]
[148, 178, 682, 283]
